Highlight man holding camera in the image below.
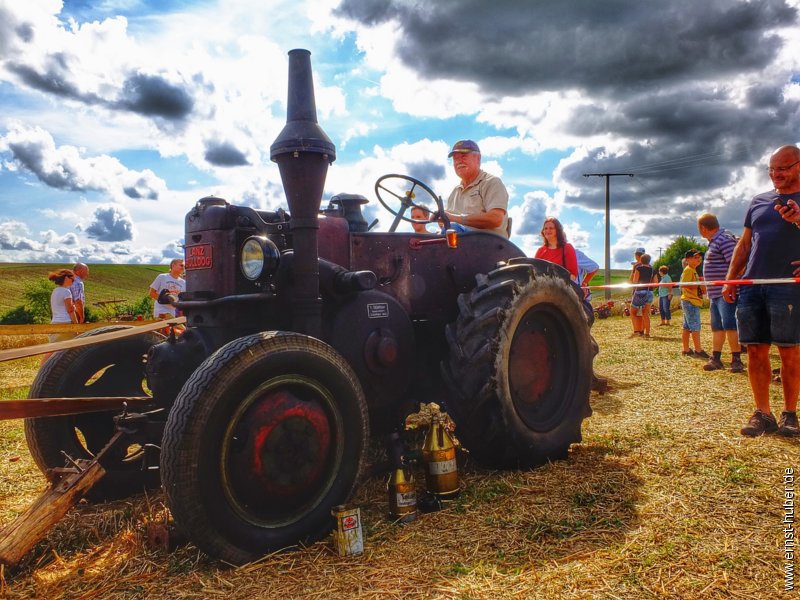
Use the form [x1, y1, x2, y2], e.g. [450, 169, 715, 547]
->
[149, 258, 186, 320]
[723, 144, 800, 437]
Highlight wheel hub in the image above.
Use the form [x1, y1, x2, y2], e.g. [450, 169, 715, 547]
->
[508, 306, 572, 431]
[223, 379, 337, 523]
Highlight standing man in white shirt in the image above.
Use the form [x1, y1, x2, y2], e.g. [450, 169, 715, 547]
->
[149, 258, 186, 319]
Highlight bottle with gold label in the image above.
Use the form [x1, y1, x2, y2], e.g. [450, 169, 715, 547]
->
[385, 431, 417, 522]
[422, 413, 459, 498]
[387, 466, 417, 522]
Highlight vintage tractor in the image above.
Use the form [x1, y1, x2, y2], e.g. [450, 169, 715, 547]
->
[20, 50, 595, 565]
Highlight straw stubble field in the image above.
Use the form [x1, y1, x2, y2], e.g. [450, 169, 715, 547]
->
[0, 310, 797, 599]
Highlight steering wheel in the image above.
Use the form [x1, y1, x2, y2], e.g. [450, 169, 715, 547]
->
[374, 174, 450, 233]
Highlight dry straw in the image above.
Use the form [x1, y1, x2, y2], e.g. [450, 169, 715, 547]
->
[0, 312, 797, 598]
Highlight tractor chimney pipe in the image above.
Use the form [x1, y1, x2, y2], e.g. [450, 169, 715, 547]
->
[270, 49, 336, 338]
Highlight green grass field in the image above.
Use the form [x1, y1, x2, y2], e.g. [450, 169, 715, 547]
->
[0, 263, 170, 314]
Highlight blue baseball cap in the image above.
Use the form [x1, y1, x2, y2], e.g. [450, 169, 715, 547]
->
[635, 247, 646, 254]
[448, 140, 480, 158]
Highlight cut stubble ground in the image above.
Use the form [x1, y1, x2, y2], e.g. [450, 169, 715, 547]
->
[0, 310, 797, 599]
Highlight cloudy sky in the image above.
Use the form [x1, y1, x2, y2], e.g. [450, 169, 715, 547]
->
[1, 0, 799, 267]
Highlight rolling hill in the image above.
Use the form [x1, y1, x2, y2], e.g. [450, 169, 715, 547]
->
[0, 263, 169, 314]
[0, 262, 637, 317]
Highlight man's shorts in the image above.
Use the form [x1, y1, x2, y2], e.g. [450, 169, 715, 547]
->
[709, 296, 738, 331]
[681, 300, 701, 332]
[737, 284, 800, 346]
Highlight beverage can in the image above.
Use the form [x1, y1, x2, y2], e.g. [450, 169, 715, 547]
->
[331, 505, 364, 556]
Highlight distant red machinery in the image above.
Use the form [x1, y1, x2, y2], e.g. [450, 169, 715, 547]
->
[593, 300, 614, 319]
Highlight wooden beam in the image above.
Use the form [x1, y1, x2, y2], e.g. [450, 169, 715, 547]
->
[0, 317, 186, 362]
[0, 441, 114, 566]
[0, 321, 164, 335]
[0, 397, 153, 421]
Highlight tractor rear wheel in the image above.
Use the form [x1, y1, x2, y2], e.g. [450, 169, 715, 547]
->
[25, 326, 163, 499]
[160, 331, 368, 565]
[442, 265, 593, 468]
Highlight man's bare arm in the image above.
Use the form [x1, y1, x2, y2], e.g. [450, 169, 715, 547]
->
[75, 298, 85, 323]
[445, 207, 505, 229]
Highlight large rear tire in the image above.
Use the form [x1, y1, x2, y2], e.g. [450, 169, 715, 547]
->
[442, 264, 593, 468]
[160, 331, 369, 565]
[24, 326, 163, 499]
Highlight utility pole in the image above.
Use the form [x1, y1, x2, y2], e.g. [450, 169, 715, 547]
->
[582, 173, 634, 300]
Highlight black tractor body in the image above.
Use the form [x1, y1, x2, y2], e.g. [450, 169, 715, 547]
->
[25, 49, 596, 565]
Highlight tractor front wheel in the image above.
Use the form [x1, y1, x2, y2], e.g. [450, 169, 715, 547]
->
[160, 331, 369, 565]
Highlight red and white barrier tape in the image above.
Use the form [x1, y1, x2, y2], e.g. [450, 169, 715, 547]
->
[585, 277, 800, 290]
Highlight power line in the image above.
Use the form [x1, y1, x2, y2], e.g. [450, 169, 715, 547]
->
[618, 143, 758, 174]
[624, 149, 729, 172]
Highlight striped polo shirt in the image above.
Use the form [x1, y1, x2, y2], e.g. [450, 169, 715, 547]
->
[703, 228, 737, 299]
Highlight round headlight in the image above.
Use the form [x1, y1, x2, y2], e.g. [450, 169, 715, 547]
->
[240, 236, 281, 281]
[241, 237, 265, 280]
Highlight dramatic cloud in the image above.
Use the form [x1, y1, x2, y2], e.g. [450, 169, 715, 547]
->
[116, 73, 194, 120]
[514, 192, 549, 237]
[334, 0, 800, 234]
[41, 229, 79, 246]
[161, 239, 185, 259]
[204, 141, 250, 167]
[406, 160, 445, 186]
[7, 63, 195, 122]
[0, 220, 39, 251]
[0, 0, 196, 124]
[640, 216, 702, 238]
[0, 123, 167, 199]
[85, 204, 135, 241]
[236, 178, 289, 210]
[337, 0, 793, 93]
[7, 60, 84, 99]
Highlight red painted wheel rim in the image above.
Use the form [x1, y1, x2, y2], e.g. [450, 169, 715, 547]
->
[221, 376, 342, 526]
[508, 304, 575, 431]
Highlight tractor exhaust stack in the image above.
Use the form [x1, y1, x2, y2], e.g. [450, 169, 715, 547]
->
[270, 48, 336, 338]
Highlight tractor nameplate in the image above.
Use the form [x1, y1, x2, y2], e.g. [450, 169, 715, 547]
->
[367, 303, 389, 318]
[186, 244, 213, 270]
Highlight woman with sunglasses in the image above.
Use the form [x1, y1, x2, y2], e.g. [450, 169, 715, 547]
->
[48, 269, 79, 329]
[42, 269, 78, 364]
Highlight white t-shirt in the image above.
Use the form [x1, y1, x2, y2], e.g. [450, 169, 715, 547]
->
[150, 273, 186, 317]
[50, 286, 73, 323]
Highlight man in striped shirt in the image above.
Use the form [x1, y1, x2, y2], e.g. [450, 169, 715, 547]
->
[697, 213, 743, 373]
